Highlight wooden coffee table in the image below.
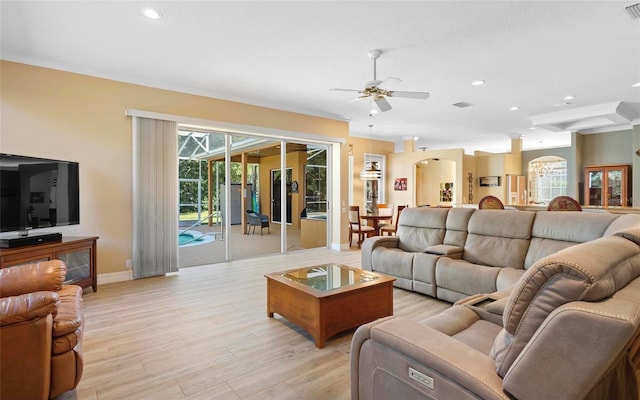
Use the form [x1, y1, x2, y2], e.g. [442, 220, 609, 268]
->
[265, 263, 395, 348]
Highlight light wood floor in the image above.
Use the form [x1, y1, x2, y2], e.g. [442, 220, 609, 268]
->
[72, 248, 450, 400]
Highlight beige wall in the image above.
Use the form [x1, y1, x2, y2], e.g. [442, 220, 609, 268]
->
[415, 159, 456, 206]
[1, 61, 355, 274]
[388, 148, 466, 207]
[346, 136, 395, 206]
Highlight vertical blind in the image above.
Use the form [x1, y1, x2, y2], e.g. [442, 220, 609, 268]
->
[132, 117, 178, 279]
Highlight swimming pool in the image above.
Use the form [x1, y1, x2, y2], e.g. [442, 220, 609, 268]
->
[178, 231, 215, 247]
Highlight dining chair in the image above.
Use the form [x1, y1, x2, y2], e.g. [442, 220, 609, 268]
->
[376, 203, 393, 216]
[547, 195, 582, 211]
[380, 205, 407, 236]
[348, 206, 375, 248]
[478, 195, 505, 210]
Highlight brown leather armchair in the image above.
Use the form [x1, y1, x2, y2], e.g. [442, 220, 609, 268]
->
[0, 260, 84, 400]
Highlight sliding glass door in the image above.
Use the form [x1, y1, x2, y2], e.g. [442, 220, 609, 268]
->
[177, 127, 332, 268]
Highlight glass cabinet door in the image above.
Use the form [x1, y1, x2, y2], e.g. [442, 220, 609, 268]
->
[584, 165, 629, 207]
[586, 169, 603, 206]
[607, 169, 623, 206]
[57, 248, 91, 284]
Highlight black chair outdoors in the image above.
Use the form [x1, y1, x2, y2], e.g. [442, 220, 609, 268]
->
[246, 210, 270, 235]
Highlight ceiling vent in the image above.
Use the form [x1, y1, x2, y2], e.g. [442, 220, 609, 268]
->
[626, 3, 640, 19]
[453, 101, 473, 108]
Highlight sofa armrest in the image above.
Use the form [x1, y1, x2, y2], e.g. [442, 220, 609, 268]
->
[426, 244, 463, 257]
[52, 285, 83, 337]
[0, 260, 66, 297]
[361, 236, 400, 271]
[352, 316, 509, 400]
[455, 294, 508, 326]
[0, 291, 60, 326]
[503, 298, 640, 400]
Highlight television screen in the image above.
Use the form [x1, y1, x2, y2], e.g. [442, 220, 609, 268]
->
[0, 153, 79, 233]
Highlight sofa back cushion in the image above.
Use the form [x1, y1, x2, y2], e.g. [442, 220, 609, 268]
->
[604, 213, 640, 236]
[524, 211, 618, 269]
[491, 233, 640, 377]
[0, 261, 66, 297]
[443, 208, 474, 247]
[463, 210, 535, 269]
[396, 207, 449, 252]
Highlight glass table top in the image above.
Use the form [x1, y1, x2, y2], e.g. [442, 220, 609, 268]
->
[281, 263, 378, 292]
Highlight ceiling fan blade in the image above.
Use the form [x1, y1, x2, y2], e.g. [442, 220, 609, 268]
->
[389, 90, 430, 100]
[374, 96, 392, 112]
[349, 96, 367, 103]
[377, 77, 402, 90]
[330, 88, 361, 93]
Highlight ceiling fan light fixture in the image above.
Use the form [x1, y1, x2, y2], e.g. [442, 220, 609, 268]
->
[141, 8, 162, 19]
[360, 124, 382, 181]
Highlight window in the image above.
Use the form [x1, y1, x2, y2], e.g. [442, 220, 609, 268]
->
[528, 157, 567, 205]
[304, 147, 327, 215]
[363, 153, 385, 213]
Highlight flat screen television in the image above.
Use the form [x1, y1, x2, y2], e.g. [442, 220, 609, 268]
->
[0, 153, 79, 233]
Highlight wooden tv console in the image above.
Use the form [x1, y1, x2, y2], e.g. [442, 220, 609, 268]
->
[0, 236, 98, 291]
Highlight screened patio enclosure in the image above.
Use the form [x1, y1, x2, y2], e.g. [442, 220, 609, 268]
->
[178, 127, 330, 267]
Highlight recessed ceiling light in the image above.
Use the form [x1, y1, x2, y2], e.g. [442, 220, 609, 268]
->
[413, 136, 419, 141]
[142, 8, 162, 19]
[509, 106, 520, 111]
[529, 127, 537, 130]
[633, 82, 640, 87]
[563, 95, 575, 101]
[471, 80, 485, 86]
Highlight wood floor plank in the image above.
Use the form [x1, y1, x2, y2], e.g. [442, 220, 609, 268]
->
[73, 248, 451, 399]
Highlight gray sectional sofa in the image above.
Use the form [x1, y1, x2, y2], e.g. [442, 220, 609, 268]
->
[353, 207, 640, 399]
[361, 207, 639, 302]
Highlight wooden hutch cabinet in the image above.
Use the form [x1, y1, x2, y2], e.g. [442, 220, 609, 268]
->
[584, 164, 629, 207]
[0, 236, 98, 291]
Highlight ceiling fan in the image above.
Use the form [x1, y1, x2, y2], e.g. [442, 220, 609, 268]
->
[331, 49, 430, 113]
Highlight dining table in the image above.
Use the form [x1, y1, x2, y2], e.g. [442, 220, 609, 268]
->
[360, 213, 393, 236]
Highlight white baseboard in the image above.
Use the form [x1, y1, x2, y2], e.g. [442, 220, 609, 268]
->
[98, 270, 132, 285]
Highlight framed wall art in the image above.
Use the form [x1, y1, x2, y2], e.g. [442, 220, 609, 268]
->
[394, 178, 407, 191]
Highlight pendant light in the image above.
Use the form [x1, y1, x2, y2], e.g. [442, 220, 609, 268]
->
[360, 124, 382, 181]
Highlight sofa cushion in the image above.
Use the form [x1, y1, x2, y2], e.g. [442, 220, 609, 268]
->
[491, 234, 640, 377]
[0, 291, 59, 326]
[463, 210, 535, 269]
[604, 214, 640, 236]
[524, 211, 619, 268]
[412, 253, 440, 297]
[425, 244, 463, 256]
[371, 247, 414, 290]
[396, 208, 449, 252]
[495, 267, 525, 291]
[443, 208, 474, 247]
[436, 258, 500, 297]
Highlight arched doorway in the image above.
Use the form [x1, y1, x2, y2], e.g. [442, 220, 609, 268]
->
[415, 158, 456, 207]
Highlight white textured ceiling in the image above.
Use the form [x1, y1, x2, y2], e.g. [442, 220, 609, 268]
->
[2, 1, 640, 153]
